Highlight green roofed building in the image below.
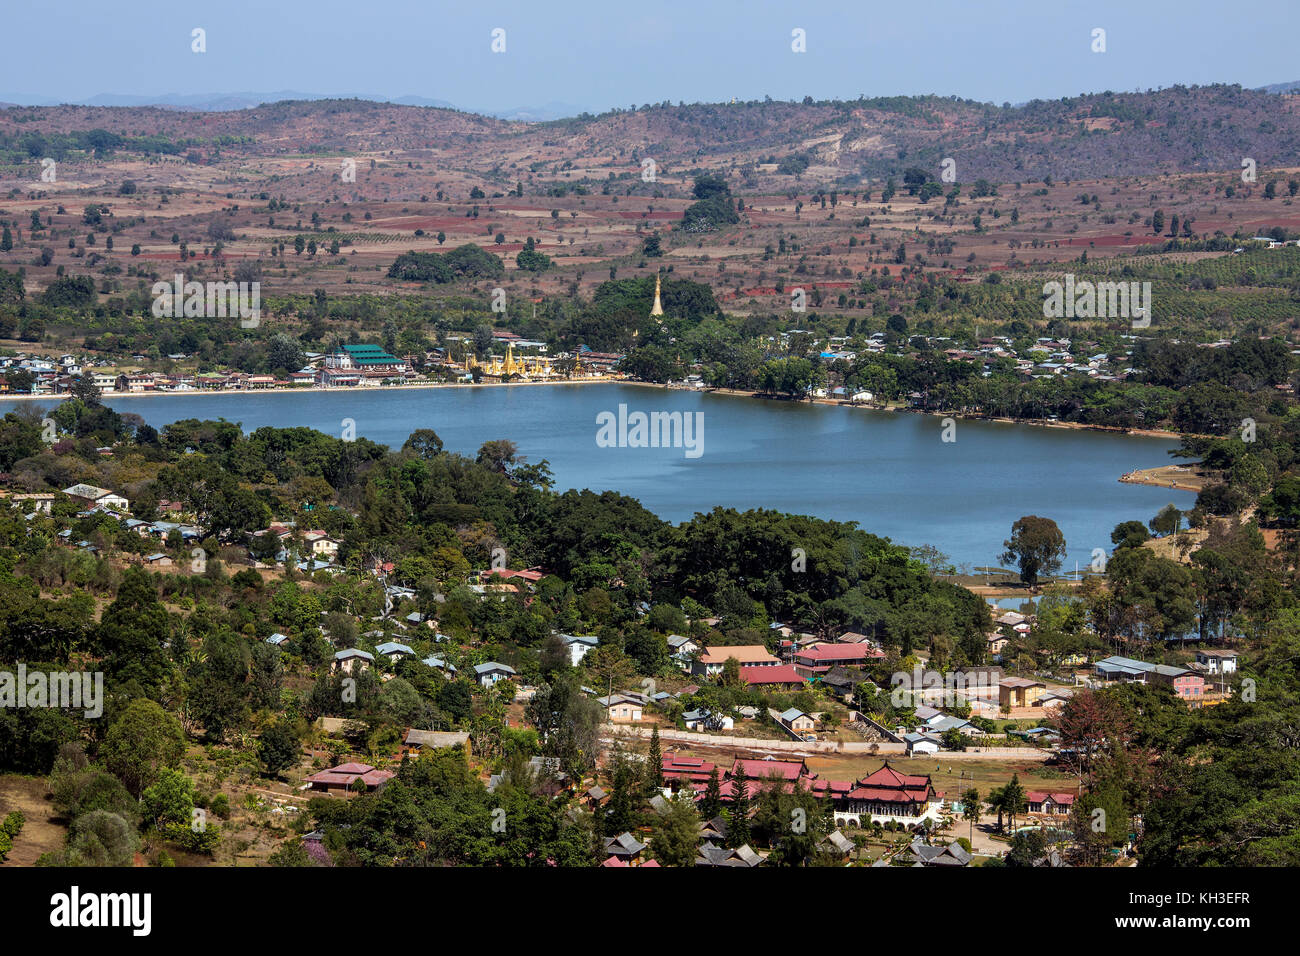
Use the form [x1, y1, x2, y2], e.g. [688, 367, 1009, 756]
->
[324, 343, 410, 381]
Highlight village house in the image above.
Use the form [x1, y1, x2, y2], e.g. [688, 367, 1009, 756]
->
[1195, 649, 1238, 675]
[683, 708, 734, 732]
[820, 665, 866, 701]
[1094, 656, 1208, 702]
[691, 644, 780, 678]
[1026, 791, 1077, 816]
[0, 491, 56, 514]
[603, 831, 647, 863]
[474, 661, 517, 686]
[482, 567, 547, 588]
[779, 707, 816, 734]
[999, 676, 1047, 710]
[906, 837, 972, 867]
[903, 732, 942, 755]
[667, 634, 701, 669]
[695, 843, 763, 867]
[61, 483, 129, 512]
[559, 633, 599, 666]
[792, 642, 884, 678]
[332, 648, 374, 675]
[597, 693, 644, 722]
[302, 531, 340, 560]
[421, 655, 457, 677]
[304, 762, 395, 794]
[660, 754, 717, 791]
[402, 729, 471, 756]
[739, 664, 805, 689]
[374, 641, 416, 662]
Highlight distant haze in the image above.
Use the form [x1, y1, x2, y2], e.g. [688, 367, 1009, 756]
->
[1, 0, 1296, 117]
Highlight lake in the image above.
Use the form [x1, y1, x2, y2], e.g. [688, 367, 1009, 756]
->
[2, 383, 1195, 570]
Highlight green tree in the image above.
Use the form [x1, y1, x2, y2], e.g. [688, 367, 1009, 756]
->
[961, 787, 981, 843]
[1149, 504, 1182, 537]
[727, 765, 751, 847]
[1002, 774, 1027, 831]
[1001, 515, 1067, 586]
[652, 792, 700, 866]
[700, 767, 723, 821]
[258, 722, 300, 778]
[102, 700, 186, 797]
[1111, 520, 1150, 550]
[140, 766, 196, 833]
[647, 726, 664, 792]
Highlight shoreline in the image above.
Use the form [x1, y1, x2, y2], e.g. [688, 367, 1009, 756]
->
[1118, 464, 1208, 491]
[0, 377, 626, 401]
[640, 384, 1183, 440]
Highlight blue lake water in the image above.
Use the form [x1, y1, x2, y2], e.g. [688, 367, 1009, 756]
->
[2, 383, 1195, 570]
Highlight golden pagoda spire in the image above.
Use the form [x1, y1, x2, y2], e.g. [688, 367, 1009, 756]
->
[650, 271, 665, 317]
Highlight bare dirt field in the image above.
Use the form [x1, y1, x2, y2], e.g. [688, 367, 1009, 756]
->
[0, 775, 67, 866]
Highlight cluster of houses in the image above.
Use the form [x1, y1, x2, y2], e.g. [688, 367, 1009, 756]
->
[759, 330, 1139, 398]
[3, 483, 208, 567]
[1091, 652, 1234, 705]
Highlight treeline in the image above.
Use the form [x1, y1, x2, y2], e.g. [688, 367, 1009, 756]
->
[0, 128, 242, 163]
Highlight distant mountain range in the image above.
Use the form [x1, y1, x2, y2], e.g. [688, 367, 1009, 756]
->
[3, 82, 1296, 120]
[0, 90, 587, 120]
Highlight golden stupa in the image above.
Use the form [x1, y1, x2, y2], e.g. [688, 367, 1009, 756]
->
[469, 342, 555, 379]
[650, 271, 665, 317]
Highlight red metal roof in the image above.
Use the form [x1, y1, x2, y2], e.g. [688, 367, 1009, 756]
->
[1026, 791, 1077, 805]
[845, 764, 935, 803]
[739, 664, 805, 685]
[731, 758, 807, 781]
[794, 644, 884, 663]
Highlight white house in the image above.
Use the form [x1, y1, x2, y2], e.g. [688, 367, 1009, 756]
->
[683, 708, 734, 732]
[303, 531, 340, 560]
[62, 483, 129, 512]
[667, 634, 700, 670]
[474, 662, 517, 686]
[903, 732, 942, 755]
[559, 633, 599, 666]
[780, 708, 816, 734]
[1195, 649, 1238, 675]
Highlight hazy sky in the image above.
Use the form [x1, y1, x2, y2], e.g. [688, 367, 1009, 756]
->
[2, 0, 1294, 114]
